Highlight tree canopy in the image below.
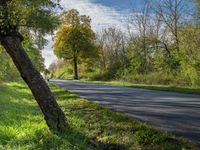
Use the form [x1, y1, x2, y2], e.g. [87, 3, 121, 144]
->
[0, 0, 59, 34]
[54, 9, 97, 80]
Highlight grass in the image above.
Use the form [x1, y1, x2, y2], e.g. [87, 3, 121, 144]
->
[76, 80, 200, 95]
[0, 82, 198, 150]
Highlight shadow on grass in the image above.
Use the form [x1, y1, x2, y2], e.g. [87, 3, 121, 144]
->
[0, 82, 197, 149]
[0, 112, 127, 150]
[61, 127, 127, 150]
[0, 83, 127, 150]
[52, 85, 199, 149]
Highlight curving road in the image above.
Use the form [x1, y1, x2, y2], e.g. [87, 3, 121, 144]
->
[52, 80, 200, 146]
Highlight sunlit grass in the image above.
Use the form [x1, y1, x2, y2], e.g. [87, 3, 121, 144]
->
[0, 82, 198, 149]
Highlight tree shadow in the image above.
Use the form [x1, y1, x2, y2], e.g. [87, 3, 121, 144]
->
[58, 127, 127, 150]
[0, 84, 127, 149]
[0, 122, 127, 150]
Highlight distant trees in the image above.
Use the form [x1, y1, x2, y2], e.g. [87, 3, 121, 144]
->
[128, 0, 154, 74]
[23, 37, 45, 72]
[96, 28, 126, 72]
[0, 47, 18, 81]
[0, 0, 67, 132]
[0, 37, 45, 81]
[95, 0, 200, 85]
[54, 9, 98, 80]
[51, 0, 200, 86]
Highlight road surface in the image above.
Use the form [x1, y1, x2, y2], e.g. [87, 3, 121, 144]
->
[52, 80, 200, 145]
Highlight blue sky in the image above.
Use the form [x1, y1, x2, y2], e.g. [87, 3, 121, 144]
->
[59, 0, 139, 31]
[94, 0, 144, 11]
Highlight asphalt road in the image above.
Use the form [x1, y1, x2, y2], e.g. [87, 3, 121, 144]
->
[52, 80, 200, 145]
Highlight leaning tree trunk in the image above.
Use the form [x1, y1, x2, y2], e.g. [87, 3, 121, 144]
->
[0, 34, 67, 132]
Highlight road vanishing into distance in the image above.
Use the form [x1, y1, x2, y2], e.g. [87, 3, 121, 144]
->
[52, 80, 200, 146]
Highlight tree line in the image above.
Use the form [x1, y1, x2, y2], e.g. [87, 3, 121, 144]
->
[51, 0, 200, 86]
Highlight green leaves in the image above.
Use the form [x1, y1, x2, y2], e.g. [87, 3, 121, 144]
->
[22, 37, 45, 72]
[0, 0, 59, 36]
[53, 9, 97, 62]
[0, 0, 58, 77]
[61, 9, 91, 27]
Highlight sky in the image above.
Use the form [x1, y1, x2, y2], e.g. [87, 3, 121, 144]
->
[42, 0, 145, 68]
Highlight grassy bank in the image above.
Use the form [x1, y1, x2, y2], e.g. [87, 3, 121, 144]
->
[0, 82, 198, 149]
[76, 80, 200, 95]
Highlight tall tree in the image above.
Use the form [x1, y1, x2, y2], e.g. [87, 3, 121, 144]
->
[54, 9, 97, 80]
[0, 0, 67, 131]
[152, 0, 194, 71]
[155, 0, 195, 49]
[128, 0, 153, 73]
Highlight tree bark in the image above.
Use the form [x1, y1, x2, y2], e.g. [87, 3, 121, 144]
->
[73, 57, 78, 80]
[0, 34, 68, 132]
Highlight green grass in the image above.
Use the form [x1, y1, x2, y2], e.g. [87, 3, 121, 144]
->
[77, 80, 200, 95]
[0, 82, 198, 150]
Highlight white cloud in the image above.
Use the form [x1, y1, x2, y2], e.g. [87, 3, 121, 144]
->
[42, 40, 57, 68]
[60, 0, 129, 31]
[42, 0, 131, 68]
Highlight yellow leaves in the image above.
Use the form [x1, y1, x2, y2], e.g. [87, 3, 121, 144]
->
[54, 26, 96, 60]
[60, 9, 91, 27]
[53, 9, 98, 62]
[61, 9, 80, 26]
